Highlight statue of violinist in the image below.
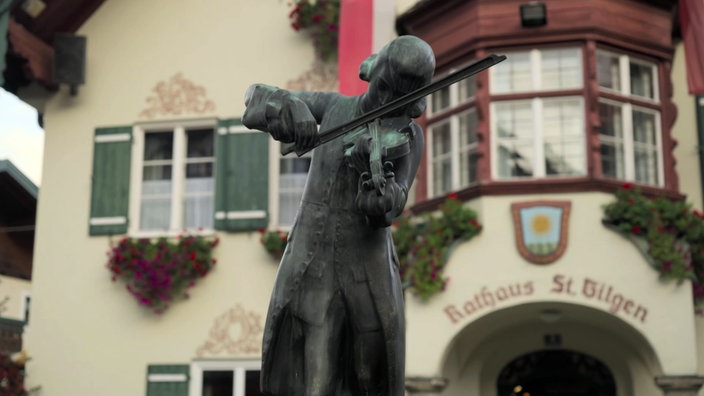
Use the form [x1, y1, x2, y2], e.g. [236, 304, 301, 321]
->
[243, 35, 435, 396]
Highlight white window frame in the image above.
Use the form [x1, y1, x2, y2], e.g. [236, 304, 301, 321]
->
[596, 49, 660, 103]
[598, 98, 664, 186]
[490, 47, 583, 94]
[490, 96, 586, 180]
[189, 360, 261, 396]
[129, 118, 217, 237]
[427, 108, 479, 197]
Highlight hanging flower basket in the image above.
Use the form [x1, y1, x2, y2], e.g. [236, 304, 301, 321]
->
[602, 184, 704, 307]
[259, 229, 288, 260]
[107, 234, 219, 313]
[288, 0, 340, 61]
[394, 195, 483, 300]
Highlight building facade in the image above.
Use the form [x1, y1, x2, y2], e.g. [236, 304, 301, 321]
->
[9, 0, 704, 395]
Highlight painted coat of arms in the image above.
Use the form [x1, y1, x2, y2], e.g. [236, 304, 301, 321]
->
[511, 201, 571, 264]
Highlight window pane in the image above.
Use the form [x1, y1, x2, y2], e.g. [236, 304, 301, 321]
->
[457, 76, 477, 102]
[495, 101, 533, 139]
[246, 370, 266, 395]
[543, 99, 585, 176]
[600, 143, 624, 180]
[630, 61, 655, 99]
[431, 122, 452, 156]
[634, 148, 658, 185]
[632, 109, 656, 144]
[430, 86, 450, 113]
[279, 156, 311, 226]
[458, 110, 478, 146]
[184, 177, 214, 230]
[433, 158, 452, 196]
[597, 51, 621, 92]
[492, 51, 531, 93]
[498, 143, 534, 177]
[495, 101, 534, 178]
[599, 103, 623, 138]
[187, 128, 215, 158]
[144, 131, 173, 160]
[542, 48, 582, 90]
[203, 370, 233, 396]
[140, 182, 172, 231]
[460, 150, 478, 187]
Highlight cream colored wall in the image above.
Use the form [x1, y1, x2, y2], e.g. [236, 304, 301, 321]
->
[0, 275, 30, 322]
[405, 193, 698, 381]
[672, 43, 703, 210]
[26, 0, 315, 395]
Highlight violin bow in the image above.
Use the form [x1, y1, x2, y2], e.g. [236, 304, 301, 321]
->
[281, 53, 507, 157]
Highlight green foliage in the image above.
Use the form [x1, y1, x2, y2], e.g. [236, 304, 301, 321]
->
[106, 234, 219, 313]
[289, 0, 340, 61]
[259, 229, 288, 259]
[603, 184, 704, 306]
[394, 196, 483, 300]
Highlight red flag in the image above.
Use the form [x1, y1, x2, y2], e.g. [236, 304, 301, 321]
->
[337, 0, 394, 95]
[680, 0, 704, 95]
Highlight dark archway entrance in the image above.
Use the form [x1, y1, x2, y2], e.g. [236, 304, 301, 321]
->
[496, 350, 616, 396]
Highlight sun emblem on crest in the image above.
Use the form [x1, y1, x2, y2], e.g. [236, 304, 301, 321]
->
[511, 201, 571, 264]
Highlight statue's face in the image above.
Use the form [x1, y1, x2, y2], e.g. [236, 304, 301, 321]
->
[365, 60, 415, 114]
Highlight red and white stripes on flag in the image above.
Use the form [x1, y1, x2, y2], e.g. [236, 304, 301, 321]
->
[338, 0, 395, 95]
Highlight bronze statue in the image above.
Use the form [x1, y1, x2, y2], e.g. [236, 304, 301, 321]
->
[243, 35, 435, 396]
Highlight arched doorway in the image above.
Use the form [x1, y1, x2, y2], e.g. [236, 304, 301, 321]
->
[496, 349, 616, 396]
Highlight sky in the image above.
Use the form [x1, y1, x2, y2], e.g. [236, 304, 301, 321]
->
[0, 88, 44, 186]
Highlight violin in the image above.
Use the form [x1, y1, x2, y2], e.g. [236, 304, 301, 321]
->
[343, 116, 415, 196]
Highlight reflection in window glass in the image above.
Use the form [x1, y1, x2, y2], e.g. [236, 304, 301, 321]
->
[541, 48, 582, 90]
[543, 99, 584, 176]
[492, 51, 531, 93]
[495, 101, 534, 177]
[597, 51, 621, 91]
[630, 61, 655, 99]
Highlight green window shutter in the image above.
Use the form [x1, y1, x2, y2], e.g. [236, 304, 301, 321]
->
[146, 364, 189, 396]
[89, 126, 132, 236]
[215, 119, 269, 231]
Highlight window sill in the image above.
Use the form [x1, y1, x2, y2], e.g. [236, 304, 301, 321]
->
[126, 228, 217, 239]
[411, 177, 683, 214]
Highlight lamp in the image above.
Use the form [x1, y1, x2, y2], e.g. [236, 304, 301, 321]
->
[520, 2, 547, 27]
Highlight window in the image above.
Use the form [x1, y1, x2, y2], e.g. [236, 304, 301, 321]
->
[596, 50, 662, 186]
[426, 70, 478, 197]
[277, 151, 311, 227]
[133, 122, 215, 233]
[89, 119, 270, 236]
[190, 361, 264, 396]
[490, 47, 585, 180]
[491, 47, 582, 94]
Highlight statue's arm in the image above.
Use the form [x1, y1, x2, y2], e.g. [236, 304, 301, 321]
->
[242, 85, 340, 152]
